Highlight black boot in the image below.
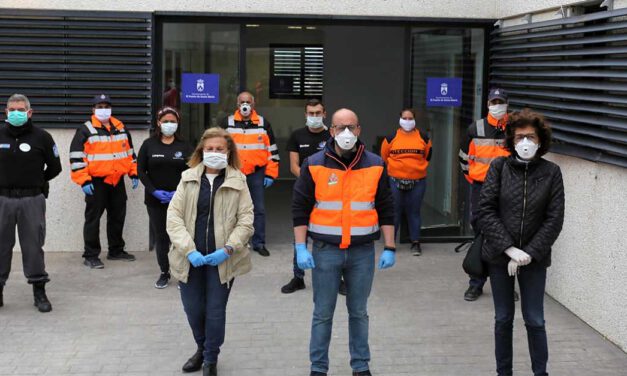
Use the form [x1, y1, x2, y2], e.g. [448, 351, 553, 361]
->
[33, 282, 52, 313]
[202, 362, 217, 376]
[182, 348, 203, 373]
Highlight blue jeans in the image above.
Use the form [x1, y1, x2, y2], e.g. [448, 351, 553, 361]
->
[469, 182, 487, 289]
[310, 240, 375, 373]
[489, 262, 548, 376]
[246, 167, 266, 248]
[389, 177, 427, 242]
[179, 265, 232, 364]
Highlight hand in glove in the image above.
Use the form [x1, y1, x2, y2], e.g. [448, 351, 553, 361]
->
[295, 243, 315, 270]
[205, 249, 230, 266]
[378, 249, 396, 270]
[82, 183, 95, 196]
[187, 251, 205, 267]
[131, 177, 139, 189]
[263, 177, 274, 188]
[152, 190, 171, 204]
[504, 246, 532, 266]
[507, 259, 519, 277]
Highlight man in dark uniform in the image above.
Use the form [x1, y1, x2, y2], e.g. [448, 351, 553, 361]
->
[0, 94, 62, 312]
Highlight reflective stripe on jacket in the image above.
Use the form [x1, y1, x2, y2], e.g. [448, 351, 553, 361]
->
[69, 115, 137, 186]
[380, 128, 432, 180]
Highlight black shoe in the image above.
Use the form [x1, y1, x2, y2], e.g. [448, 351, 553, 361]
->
[411, 241, 422, 256]
[353, 370, 372, 376]
[0, 285, 4, 307]
[182, 348, 203, 373]
[33, 282, 52, 313]
[310, 372, 327, 376]
[281, 277, 305, 294]
[107, 250, 136, 261]
[155, 273, 170, 289]
[202, 362, 217, 376]
[464, 286, 483, 301]
[514, 290, 519, 302]
[253, 246, 270, 257]
[84, 257, 104, 269]
[338, 279, 347, 296]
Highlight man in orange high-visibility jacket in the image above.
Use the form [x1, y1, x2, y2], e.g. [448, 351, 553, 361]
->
[220, 91, 279, 257]
[458, 88, 511, 302]
[69, 94, 139, 269]
[292, 108, 396, 376]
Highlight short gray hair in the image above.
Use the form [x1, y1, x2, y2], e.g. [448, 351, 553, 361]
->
[7, 94, 31, 110]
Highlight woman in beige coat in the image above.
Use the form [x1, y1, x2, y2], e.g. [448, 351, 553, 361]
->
[167, 127, 253, 376]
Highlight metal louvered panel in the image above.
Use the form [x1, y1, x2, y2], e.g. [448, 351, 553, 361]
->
[0, 9, 152, 129]
[270, 44, 324, 99]
[490, 7, 627, 168]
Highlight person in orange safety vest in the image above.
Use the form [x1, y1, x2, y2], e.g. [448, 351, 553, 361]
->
[220, 91, 279, 257]
[69, 94, 139, 269]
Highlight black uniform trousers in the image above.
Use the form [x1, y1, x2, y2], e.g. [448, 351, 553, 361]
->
[83, 178, 127, 259]
[0, 194, 49, 286]
[146, 204, 170, 274]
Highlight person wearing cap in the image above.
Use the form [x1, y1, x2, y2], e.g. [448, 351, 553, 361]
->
[137, 106, 193, 288]
[69, 94, 139, 269]
[219, 91, 279, 257]
[458, 88, 512, 301]
[0, 94, 62, 312]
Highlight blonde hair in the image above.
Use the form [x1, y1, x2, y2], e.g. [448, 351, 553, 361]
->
[188, 127, 241, 170]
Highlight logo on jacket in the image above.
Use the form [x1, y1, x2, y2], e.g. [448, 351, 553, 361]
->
[53, 144, 59, 157]
[440, 83, 448, 95]
[328, 173, 338, 186]
[174, 151, 183, 159]
[258, 135, 263, 142]
[19, 143, 31, 152]
[196, 79, 204, 92]
[318, 141, 325, 150]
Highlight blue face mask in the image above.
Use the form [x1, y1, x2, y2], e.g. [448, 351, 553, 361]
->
[7, 110, 29, 127]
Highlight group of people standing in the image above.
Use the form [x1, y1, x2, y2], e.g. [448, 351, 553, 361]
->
[0, 86, 564, 376]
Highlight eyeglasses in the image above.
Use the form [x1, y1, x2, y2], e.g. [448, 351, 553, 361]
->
[514, 133, 539, 143]
[332, 124, 359, 132]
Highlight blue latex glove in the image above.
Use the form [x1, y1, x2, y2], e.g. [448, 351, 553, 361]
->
[378, 250, 396, 270]
[187, 251, 205, 267]
[131, 177, 139, 189]
[82, 183, 94, 196]
[263, 177, 274, 188]
[295, 243, 315, 270]
[168, 191, 176, 199]
[204, 249, 230, 266]
[152, 189, 171, 203]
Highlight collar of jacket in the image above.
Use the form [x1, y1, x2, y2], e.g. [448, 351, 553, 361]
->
[181, 164, 246, 190]
[5, 118, 34, 137]
[90, 115, 125, 131]
[233, 109, 261, 124]
[324, 137, 365, 169]
[506, 155, 542, 170]
[487, 113, 508, 130]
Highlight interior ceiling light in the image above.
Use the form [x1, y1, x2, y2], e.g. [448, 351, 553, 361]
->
[246, 24, 260, 28]
[306, 26, 316, 30]
[287, 26, 303, 30]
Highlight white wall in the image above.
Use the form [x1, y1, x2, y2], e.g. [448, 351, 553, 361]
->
[544, 153, 627, 352]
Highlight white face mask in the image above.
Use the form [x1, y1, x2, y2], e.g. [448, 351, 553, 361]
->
[306, 116, 324, 129]
[399, 118, 416, 132]
[515, 137, 540, 160]
[95, 108, 112, 122]
[160, 122, 178, 137]
[488, 104, 508, 120]
[239, 103, 252, 117]
[335, 128, 358, 151]
[203, 151, 228, 170]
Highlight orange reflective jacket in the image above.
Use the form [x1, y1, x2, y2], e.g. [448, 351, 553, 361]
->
[69, 115, 137, 186]
[380, 128, 432, 180]
[222, 110, 279, 178]
[459, 114, 510, 184]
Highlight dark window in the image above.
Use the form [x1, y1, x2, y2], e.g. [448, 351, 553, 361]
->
[269, 44, 323, 99]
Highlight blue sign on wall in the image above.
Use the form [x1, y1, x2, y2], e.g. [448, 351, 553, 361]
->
[181, 73, 219, 103]
[426, 77, 462, 107]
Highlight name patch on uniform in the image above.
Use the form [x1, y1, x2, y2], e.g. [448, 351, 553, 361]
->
[0, 144, 10, 149]
[299, 144, 310, 148]
[328, 173, 338, 186]
[19, 143, 31, 152]
[152, 154, 165, 158]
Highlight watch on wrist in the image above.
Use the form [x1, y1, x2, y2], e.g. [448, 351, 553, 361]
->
[224, 245, 234, 255]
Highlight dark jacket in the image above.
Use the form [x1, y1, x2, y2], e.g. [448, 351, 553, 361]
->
[194, 171, 225, 255]
[478, 156, 565, 267]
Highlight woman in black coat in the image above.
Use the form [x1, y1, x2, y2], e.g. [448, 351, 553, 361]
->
[478, 109, 565, 376]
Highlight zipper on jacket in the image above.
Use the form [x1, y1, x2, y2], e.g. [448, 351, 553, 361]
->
[519, 163, 528, 248]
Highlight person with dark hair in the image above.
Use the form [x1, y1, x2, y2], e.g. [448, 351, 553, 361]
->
[380, 108, 432, 255]
[137, 106, 193, 288]
[167, 127, 254, 376]
[478, 109, 564, 376]
[459, 88, 512, 301]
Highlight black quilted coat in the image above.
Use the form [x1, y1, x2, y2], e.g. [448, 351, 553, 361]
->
[478, 156, 565, 267]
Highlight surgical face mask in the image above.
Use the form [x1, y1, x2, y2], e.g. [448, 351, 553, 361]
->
[306, 116, 324, 129]
[489, 104, 508, 120]
[239, 103, 252, 117]
[203, 151, 228, 170]
[335, 128, 358, 151]
[515, 137, 540, 160]
[7, 110, 28, 127]
[160, 122, 178, 137]
[95, 108, 112, 122]
[399, 118, 416, 132]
